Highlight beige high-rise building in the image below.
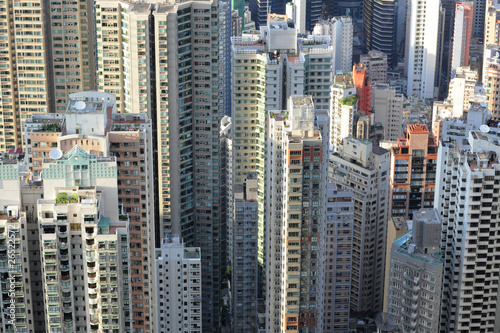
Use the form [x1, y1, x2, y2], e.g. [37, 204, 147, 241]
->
[0, 0, 96, 152]
[266, 96, 328, 333]
[329, 137, 390, 314]
[38, 151, 132, 333]
[49, 0, 96, 112]
[0, 0, 48, 151]
[24, 91, 157, 333]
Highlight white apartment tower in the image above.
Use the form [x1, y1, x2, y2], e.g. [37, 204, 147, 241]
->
[329, 137, 390, 313]
[266, 96, 328, 333]
[313, 16, 354, 74]
[436, 128, 500, 332]
[37, 148, 131, 333]
[386, 209, 443, 333]
[405, 0, 441, 100]
[0, 156, 34, 333]
[330, 73, 359, 151]
[155, 237, 202, 333]
[447, 67, 479, 118]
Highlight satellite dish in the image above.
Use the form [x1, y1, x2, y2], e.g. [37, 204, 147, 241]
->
[49, 149, 63, 160]
[480, 124, 490, 133]
[74, 101, 86, 110]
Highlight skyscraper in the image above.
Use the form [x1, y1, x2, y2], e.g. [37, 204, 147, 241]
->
[0, 0, 97, 152]
[436, 124, 500, 332]
[95, 1, 225, 329]
[38, 147, 131, 332]
[48, 0, 96, 112]
[371, 83, 404, 141]
[363, 0, 398, 67]
[24, 91, 157, 332]
[450, 2, 474, 77]
[0, 0, 48, 151]
[405, 0, 441, 100]
[0, 159, 34, 333]
[360, 51, 389, 84]
[389, 124, 438, 220]
[313, 16, 354, 74]
[266, 96, 328, 332]
[286, 0, 322, 33]
[386, 209, 443, 333]
[248, 0, 287, 28]
[329, 137, 390, 314]
[155, 237, 202, 333]
[321, 183, 353, 333]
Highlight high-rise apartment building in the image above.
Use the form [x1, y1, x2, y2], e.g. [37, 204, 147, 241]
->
[155, 236, 202, 333]
[405, 0, 441, 100]
[0, 0, 97, 152]
[219, 116, 232, 266]
[484, 1, 500, 81]
[485, 62, 500, 119]
[313, 16, 353, 74]
[220, 0, 232, 117]
[95, 1, 225, 329]
[0, 159, 34, 333]
[329, 137, 390, 314]
[49, 0, 96, 112]
[389, 124, 438, 220]
[371, 83, 404, 141]
[362, 0, 398, 67]
[450, 2, 474, 77]
[386, 209, 443, 333]
[266, 96, 328, 333]
[0, 0, 49, 151]
[321, 183, 353, 333]
[436, 126, 500, 332]
[24, 91, 157, 332]
[360, 51, 388, 84]
[232, 172, 259, 332]
[447, 67, 479, 117]
[232, 20, 334, 310]
[37, 148, 131, 332]
[330, 73, 358, 151]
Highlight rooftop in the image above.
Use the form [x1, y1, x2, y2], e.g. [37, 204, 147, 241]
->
[395, 231, 443, 266]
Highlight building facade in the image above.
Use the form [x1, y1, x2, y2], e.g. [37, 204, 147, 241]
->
[389, 124, 438, 220]
[436, 127, 500, 332]
[313, 17, 353, 74]
[371, 83, 404, 141]
[266, 96, 328, 332]
[386, 209, 443, 333]
[321, 183, 353, 333]
[363, 0, 398, 67]
[329, 137, 390, 314]
[360, 51, 388, 84]
[405, 0, 441, 100]
[450, 2, 474, 77]
[155, 237, 202, 333]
